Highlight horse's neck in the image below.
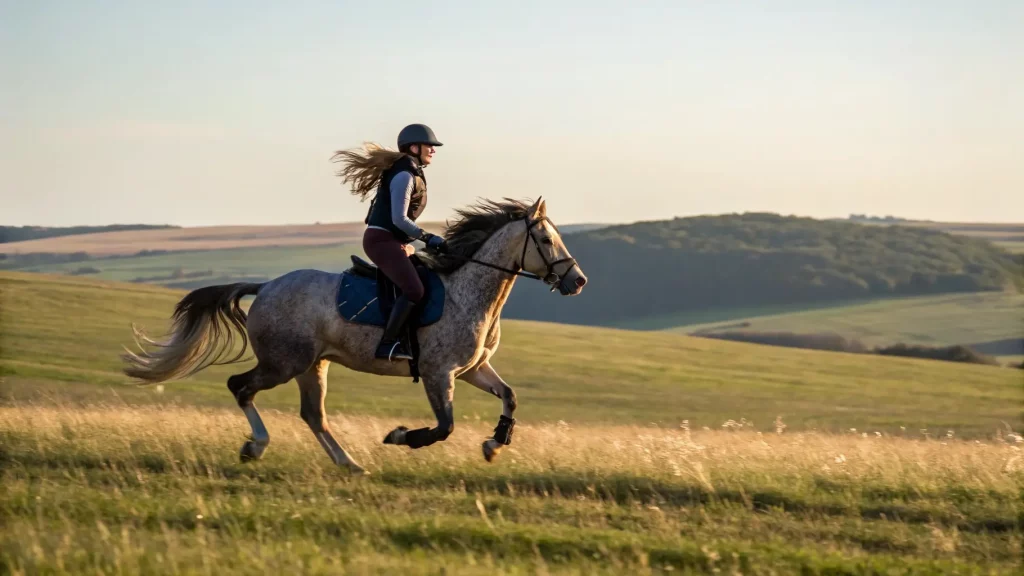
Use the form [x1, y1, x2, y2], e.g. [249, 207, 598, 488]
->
[446, 223, 523, 323]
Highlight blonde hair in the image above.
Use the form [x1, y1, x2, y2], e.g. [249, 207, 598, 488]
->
[330, 143, 406, 200]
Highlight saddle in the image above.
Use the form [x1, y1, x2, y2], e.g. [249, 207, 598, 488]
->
[336, 254, 446, 381]
[347, 255, 377, 279]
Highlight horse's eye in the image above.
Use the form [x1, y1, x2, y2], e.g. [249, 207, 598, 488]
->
[542, 237, 553, 245]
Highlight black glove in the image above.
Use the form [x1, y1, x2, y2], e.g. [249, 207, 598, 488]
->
[422, 233, 449, 254]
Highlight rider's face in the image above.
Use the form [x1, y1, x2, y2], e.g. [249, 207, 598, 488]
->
[411, 144, 436, 165]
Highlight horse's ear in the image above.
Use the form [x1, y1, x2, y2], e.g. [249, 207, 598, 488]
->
[528, 197, 547, 219]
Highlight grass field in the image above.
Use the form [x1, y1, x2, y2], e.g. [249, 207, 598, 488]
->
[0, 222, 437, 257]
[2, 403, 1021, 574]
[906, 222, 1024, 254]
[675, 292, 1024, 354]
[2, 271, 1022, 435]
[2, 271, 1023, 573]
[0, 222, 604, 258]
[12, 242, 366, 287]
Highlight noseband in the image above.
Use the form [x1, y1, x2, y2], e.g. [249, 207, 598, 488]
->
[518, 216, 579, 290]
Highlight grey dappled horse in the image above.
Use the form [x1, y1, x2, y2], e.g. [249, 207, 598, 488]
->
[122, 198, 586, 474]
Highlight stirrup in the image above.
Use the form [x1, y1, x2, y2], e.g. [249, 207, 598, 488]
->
[376, 340, 412, 361]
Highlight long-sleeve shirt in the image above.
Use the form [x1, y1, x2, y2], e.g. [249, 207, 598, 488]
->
[367, 171, 424, 241]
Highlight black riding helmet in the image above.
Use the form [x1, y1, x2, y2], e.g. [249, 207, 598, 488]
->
[397, 124, 443, 149]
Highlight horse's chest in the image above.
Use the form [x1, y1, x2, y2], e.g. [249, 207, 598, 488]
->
[449, 319, 500, 370]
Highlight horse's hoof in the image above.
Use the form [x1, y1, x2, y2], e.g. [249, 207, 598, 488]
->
[383, 426, 409, 445]
[239, 440, 267, 462]
[482, 439, 502, 463]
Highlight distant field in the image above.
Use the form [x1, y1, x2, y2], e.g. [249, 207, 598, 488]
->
[897, 221, 1024, 253]
[676, 292, 1023, 353]
[842, 219, 1024, 253]
[8, 223, 609, 288]
[0, 221, 605, 257]
[0, 221, 447, 256]
[13, 242, 367, 287]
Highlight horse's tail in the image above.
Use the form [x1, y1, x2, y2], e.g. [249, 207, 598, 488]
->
[122, 282, 264, 383]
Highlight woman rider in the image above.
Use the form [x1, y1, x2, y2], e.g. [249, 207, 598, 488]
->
[333, 124, 449, 361]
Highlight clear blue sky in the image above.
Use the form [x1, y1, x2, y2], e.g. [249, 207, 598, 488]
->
[2, 0, 1021, 226]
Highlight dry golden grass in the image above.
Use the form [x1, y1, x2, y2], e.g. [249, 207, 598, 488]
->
[2, 402, 1022, 574]
[3, 404, 1021, 488]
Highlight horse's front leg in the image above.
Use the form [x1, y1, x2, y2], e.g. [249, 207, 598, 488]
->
[383, 372, 455, 449]
[458, 362, 516, 462]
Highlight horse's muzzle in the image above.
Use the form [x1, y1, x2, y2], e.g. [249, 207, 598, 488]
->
[558, 270, 587, 296]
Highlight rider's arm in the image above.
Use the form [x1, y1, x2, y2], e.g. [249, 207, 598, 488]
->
[389, 171, 426, 240]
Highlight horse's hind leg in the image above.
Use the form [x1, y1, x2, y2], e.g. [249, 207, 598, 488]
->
[227, 363, 297, 462]
[296, 359, 368, 475]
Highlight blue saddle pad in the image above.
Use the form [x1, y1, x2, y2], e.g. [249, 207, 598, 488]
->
[336, 270, 445, 327]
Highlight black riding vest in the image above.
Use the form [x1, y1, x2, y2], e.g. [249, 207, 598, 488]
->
[365, 154, 427, 243]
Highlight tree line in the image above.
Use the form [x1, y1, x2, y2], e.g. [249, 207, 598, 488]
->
[504, 213, 1023, 326]
[0, 224, 176, 244]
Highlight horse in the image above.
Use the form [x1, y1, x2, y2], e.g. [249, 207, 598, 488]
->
[121, 198, 587, 474]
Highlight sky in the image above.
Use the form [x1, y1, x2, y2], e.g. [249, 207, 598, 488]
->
[1, 0, 1021, 227]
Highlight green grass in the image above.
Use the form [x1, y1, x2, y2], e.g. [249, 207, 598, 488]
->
[14, 242, 364, 286]
[607, 298, 887, 331]
[674, 292, 1024, 354]
[2, 270, 1023, 574]
[2, 271, 1021, 436]
[1, 404, 1021, 575]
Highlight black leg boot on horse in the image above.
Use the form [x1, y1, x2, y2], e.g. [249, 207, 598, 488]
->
[375, 294, 416, 361]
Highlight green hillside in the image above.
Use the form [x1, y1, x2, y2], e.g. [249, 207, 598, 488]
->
[1, 271, 1020, 436]
[6, 242, 364, 288]
[505, 213, 1023, 327]
[2, 271, 1022, 574]
[677, 292, 1024, 356]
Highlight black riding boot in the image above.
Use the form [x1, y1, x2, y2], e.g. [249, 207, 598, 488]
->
[375, 295, 416, 361]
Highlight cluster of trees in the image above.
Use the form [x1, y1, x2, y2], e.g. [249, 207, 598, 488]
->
[0, 249, 179, 270]
[0, 252, 91, 269]
[504, 213, 1022, 326]
[0, 224, 176, 244]
[846, 214, 910, 223]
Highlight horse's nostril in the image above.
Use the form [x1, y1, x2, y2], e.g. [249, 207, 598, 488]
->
[575, 276, 587, 288]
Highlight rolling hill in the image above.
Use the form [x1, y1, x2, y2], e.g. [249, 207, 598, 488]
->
[677, 292, 1024, 360]
[1, 270, 1020, 436]
[3, 270, 1021, 574]
[504, 213, 1023, 328]
[0, 222, 436, 257]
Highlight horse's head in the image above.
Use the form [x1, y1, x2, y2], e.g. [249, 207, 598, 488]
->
[519, 198, 587, 296]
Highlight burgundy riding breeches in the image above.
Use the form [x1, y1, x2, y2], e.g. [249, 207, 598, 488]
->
[362, 228, 425, 303]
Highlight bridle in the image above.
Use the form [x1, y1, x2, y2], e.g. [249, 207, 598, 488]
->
[440, 216, 579, 292]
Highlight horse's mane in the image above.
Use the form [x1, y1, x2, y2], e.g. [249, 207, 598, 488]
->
[420, 198, 532, 274]
[331, 143, 406, 200]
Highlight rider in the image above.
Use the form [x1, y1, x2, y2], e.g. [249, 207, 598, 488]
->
[361, 124, 449, 361]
